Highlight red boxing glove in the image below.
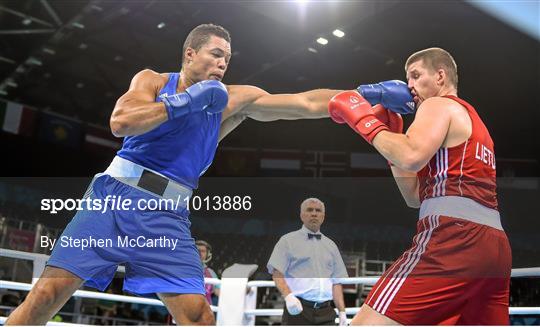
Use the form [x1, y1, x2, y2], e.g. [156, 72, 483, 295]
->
[372, 104, 403, 134]
[329, 91, 389, 144]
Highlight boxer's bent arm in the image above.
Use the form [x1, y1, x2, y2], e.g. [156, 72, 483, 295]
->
[272, 270, 292, 297]
[391, 165, 420, 208]
[110, 69, 168, 137]
[243, 89, 341, 122]
[372, 97, 452, 172]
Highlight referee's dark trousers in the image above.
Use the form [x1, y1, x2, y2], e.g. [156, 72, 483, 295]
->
[282, 297, 336, 325]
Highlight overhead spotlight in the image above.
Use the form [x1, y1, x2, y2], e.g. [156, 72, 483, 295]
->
[26, 57, 42, 66]
[157, 22, 166, 29]
[5, 79, 18, 88]
[42, 47, 56, 55]
[79, 43, 88, 50]
[316, 37, 328, 45]
[76, 82, 84, 89]
[333, 29, 345, 38]
[22, 18, 32, 26]
[72, 22, 85, 29]
[308, 47, 318, 53]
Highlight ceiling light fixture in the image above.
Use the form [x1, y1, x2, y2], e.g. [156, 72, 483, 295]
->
[316, 37, 328, 45]
[333, 29, 345, 38]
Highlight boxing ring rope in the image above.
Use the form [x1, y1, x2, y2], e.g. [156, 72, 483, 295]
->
[0, 316, 85, 326]
[0, 249, 539, 326]
[244, 273, 540, 317]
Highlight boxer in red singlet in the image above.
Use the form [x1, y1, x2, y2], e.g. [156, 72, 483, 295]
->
[328, 47, 511, 325]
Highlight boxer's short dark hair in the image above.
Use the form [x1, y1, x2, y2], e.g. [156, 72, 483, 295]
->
[182, 24, 231, 64]
[405, 47, 458, 87]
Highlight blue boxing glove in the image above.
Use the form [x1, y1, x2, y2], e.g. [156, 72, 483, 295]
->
[357, 80, 415, 115]
[161, 80, 228, 120]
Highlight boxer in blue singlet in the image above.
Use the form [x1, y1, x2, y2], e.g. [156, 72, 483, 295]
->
[6, 23, 414, 325]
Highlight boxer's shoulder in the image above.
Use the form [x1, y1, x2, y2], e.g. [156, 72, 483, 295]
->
[128, 69, 167, 93]
[132, 68, 164, 81]
[415, 97, 458, 122]
[227, 84, 268, 101]
[221, 84, 269, 119]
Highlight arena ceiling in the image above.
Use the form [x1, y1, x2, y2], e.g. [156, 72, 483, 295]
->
[0, 0, 538, 160]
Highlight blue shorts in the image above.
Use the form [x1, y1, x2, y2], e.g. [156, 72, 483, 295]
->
[47, 174, 204, 296]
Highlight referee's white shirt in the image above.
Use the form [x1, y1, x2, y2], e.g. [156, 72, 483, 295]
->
[267, 225, 348, 302]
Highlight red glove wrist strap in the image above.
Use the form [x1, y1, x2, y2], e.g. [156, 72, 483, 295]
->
[354, 117, 389, 144]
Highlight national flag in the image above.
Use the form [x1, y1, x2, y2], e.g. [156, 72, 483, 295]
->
[303, 151, 348, 177]
[84, 124, 122, 153]
[0, 100, 37, 136]
[260, 149, 302, 176]
[38, 112, 82, 148]
[212, 147, 259, 176]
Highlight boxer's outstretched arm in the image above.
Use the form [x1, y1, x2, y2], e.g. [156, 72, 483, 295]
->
[243, 89, 341, 121]
[110, 69, 168, 137]
[372, 97, 452, 172]
[219, 85, 341, 140]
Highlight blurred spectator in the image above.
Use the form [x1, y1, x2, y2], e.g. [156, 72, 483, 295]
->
[196, 240, 220, 305]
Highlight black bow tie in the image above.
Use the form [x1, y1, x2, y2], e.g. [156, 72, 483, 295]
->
[308, 233, 321, 240]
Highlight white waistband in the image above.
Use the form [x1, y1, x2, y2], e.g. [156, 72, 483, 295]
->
[420, 196, 502, 230]
[104, 156, 192, 202]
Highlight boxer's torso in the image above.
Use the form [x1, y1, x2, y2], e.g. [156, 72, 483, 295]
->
[417, 95, 498, 210]
[117, 72, 221, 189]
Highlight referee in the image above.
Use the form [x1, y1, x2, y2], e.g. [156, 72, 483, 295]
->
[267, 198, 348, 325]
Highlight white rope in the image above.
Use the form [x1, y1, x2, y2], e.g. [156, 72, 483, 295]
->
[247, 277, 380, 288]
[246, 271, 540, 289]
[0, 316, 88, 326]
[0, 280, 218, 312]
[511, 267, 540, 277]
[338, 277, 380, 285]
[510, 307, 540, 315]
[0, 248, 50, 261]
[1, 280, 164, 306]
[244, 307, 540, 316]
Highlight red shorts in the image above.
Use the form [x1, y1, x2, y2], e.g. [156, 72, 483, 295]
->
[365, 215, 512, 325]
